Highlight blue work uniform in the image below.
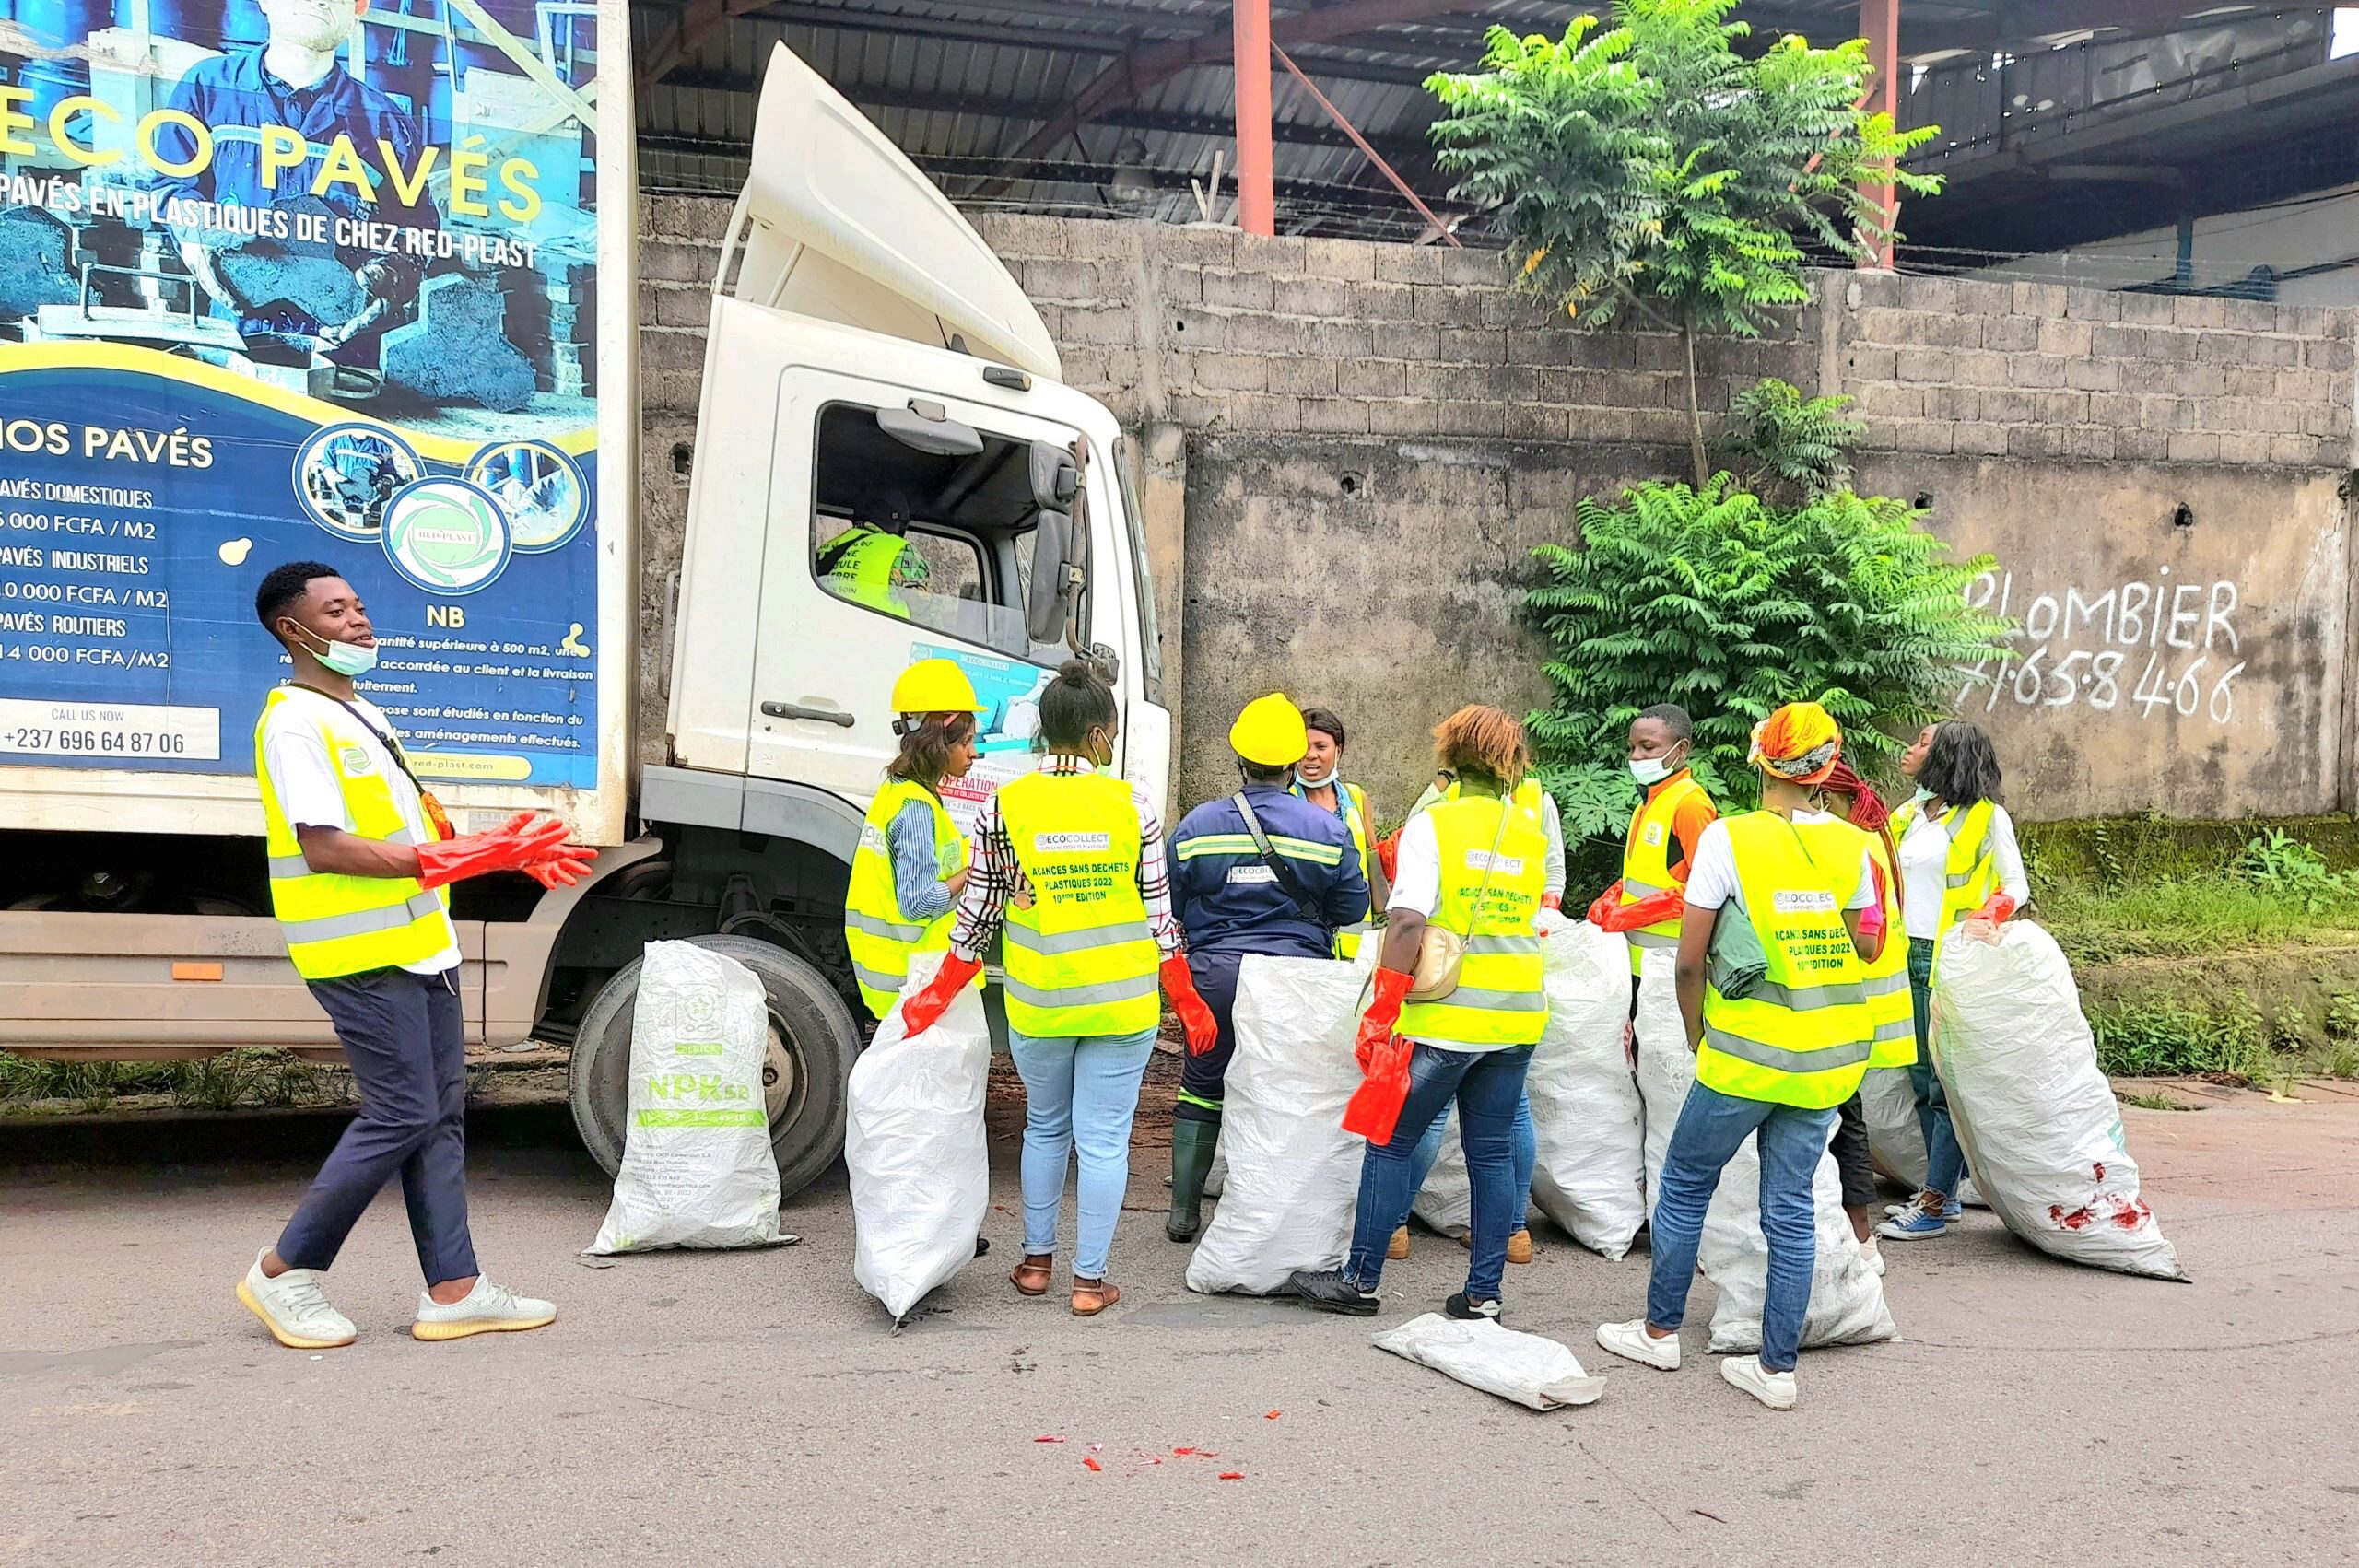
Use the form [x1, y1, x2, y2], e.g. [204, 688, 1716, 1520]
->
[1168, 784, 1367, 1122]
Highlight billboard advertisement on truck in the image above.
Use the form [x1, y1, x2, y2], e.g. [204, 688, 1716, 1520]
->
[0, 0, 630, 841]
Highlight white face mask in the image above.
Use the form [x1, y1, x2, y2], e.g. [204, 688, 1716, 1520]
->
[1628, 747, 1684, 787]
[1295, 766, 1337, 790]
[1910, 785, 1935, 805]
[287, 620, 377, 678]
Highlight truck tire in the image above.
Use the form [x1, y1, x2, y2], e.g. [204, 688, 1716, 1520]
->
[567, 934, 860, 1199]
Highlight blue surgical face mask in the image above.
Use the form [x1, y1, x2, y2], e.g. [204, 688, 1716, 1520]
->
[289, 622, 377, 678]
[1911, 785, 1935, 805]
[1295, 766, 1337, 790]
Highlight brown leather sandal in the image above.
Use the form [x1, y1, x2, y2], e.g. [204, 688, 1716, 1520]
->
[1070, 1277, 1120, 1317]
[1009, 1254, 1052, 1296]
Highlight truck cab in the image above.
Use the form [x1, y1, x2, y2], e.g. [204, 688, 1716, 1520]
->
[557, 42, 1169, 1191]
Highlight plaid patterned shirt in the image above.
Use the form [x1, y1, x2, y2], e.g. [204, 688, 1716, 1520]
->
[949, 758, 1182, 962]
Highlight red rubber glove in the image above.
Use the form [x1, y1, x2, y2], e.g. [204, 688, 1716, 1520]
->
[898, 954, 983, 1037]
[1975, 893, 2019, 924]
[1586, 882, 1625, 928]
[524, 844, 596, 889]
[1162, 955, 1218, 1056]
[1355, 965, 1415, 1072]
[1540, 892, 1562, 911]
[1595, 886, 1686, 933]
[414, 813, 570, 890]
[1376, 830, 1400, 886]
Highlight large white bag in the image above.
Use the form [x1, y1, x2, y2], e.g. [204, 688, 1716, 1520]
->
[1527, 918, 1646, 1258]
[1409, 1106, 1472, 1236]
[847, 959, 992, 1319]
[1931, 923, 2186, 1281]
[1634, 961, 1897, 1352]
[588, 941, 781, 1254]
[1861, 1066, 1929, 1189]
[1187, 953, 1371, 1295]
[1372, 1313, 1604, 1410]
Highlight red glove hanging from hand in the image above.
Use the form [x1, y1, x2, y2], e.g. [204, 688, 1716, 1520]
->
[1585, 882, 1625, 929]
[898, 954, 984, 1037]
[1354, 965, 1415, 1072]
[1540, 892, 1562, 911]
[414, 813, 571, 890]
[1376, 830, 1400, 886]
[1162, 954, 1219, 1056]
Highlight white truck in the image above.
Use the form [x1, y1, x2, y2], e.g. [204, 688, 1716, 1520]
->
[0, 29, 1169, 1199]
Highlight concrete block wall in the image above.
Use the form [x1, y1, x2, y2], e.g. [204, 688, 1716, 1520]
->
[636, 198, 2359, 823]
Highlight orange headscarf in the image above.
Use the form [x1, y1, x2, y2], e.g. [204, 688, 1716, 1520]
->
[1749, 702, 1842, 787]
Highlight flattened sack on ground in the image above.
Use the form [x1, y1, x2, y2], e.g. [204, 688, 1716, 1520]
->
[1931, 924, 2186, 1281]
[1187, 953, 1372, 1295]
[1373, 1313, 1604, 1410]
[588, 941, 782, 1253]
[848, 957, 992, 1319]
[1526, 917, 1646, 1258]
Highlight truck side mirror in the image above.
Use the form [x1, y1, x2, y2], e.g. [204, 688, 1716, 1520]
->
[1030, 441, 1078, 511]
[1026, 509, 1074, 644]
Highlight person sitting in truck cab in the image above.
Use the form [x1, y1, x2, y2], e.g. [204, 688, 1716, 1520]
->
[816, 486, 928, 620]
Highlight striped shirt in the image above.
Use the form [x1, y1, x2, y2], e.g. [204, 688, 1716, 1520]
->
[948, 758, 1183, 962]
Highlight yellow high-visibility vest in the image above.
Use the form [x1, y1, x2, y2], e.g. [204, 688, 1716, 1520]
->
[1620, 772, 1710, 977]
[818, 526, 912, 617]
[1696, 811, 1872, 1109]
[845, 778, 971, 1020]
[996, 770, 1161, 1039]
[1398, 793, 1550, 1049]
[253, 687, 454, 982]
[1799, 816, 1914, 1069]
[1294, 778, 1375, 959]
[1891, 797, 2000, 960]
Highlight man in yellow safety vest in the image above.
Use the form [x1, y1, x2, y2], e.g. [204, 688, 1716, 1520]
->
[237, 561, 590, 1352]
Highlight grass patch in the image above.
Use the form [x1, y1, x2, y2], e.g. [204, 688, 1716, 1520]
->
[2089, 995, 2273, 1080]
[0, 1049, 347, 1114]
[2118, 1089, 2202, 1112]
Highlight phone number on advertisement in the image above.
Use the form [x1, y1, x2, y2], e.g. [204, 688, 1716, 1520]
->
[1958, 647, 2246, 721]
[4, 726, 193, 755]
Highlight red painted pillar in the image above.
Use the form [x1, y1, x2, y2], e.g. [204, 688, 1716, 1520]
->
[1859, 0, 1899, 269]
[1234, 0, 1275, 236]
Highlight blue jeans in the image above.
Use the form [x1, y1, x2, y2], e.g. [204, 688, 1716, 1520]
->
[1644, 1082, 1835, 1374]
[1344, 1043, 1535, 1302]
[1006, 1026, 1157, 1280]
[1907, 937, 1969, 1199]
[1406, 1089, 1536, 1223]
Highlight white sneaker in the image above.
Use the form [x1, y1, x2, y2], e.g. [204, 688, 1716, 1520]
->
[411, 1277, 556, 1342]
[1860, 1235, 1886, 1277]
[1720, 1354, 1798, 1410]
[1595, 1318, 1682, 1371]
[237, 1248, 357, 1350]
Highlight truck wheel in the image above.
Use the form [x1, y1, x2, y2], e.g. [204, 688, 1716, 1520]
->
[567, 934, 860, 1199]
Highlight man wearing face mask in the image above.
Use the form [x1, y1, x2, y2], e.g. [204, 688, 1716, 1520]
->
[240, 561, 589, 1352]
[1590, 704, 1719, 983]
[1160, 694, 1367, 1242]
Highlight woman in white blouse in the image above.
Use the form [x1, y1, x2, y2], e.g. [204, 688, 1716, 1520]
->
[1878, 720, 2033, 1242]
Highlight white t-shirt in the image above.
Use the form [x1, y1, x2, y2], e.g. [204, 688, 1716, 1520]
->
[1684, 809, 1875, 919]
[1898, 800, 2030, 941]
[259, 686, 459, 975]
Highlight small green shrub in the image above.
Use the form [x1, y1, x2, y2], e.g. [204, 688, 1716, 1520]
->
[1724, 380, 1865, 502]
[2091, 997, 2272, 1081]
[2230, 829, 2359, 913]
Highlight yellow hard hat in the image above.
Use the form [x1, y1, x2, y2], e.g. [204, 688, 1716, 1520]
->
[890, 658, 985, 716]
[1230, 692, 1309, 767]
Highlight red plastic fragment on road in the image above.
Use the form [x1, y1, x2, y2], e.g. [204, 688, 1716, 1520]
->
[1034, 1436, 1065, 1444]
[1083, 1457, 1102, 1472]
[1264, 1410, 1281, 1420]
[1218, 1472, 1245, 1480]
[1088, 1444, 1104, 1453]
[1173, 1447, 1217, 1458]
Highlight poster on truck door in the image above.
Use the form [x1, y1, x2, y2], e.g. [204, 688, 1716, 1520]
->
[0, 0, 607, 790]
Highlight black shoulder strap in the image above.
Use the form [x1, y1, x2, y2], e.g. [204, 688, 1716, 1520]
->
[1232, 791, 1325, 925]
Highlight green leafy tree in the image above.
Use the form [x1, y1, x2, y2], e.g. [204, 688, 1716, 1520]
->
[1723, 377, 1865, 503]
[1525, 477, 2013, 852]
[1427, 0, 1942, 486]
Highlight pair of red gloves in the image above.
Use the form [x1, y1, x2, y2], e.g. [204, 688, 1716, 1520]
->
[898, 950, 1221, 1051]
[415, 812, 593, 891]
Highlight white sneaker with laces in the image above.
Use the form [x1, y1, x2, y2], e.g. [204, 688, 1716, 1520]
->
[412, 1277, 556, 1341]
[1721, 1354, 1798, 1410]
[1595, 1318, 1682, 1371]
[237, 1248, 357, 1350]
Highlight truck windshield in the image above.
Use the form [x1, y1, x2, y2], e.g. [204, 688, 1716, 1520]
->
[1112, 439, 1163, 703]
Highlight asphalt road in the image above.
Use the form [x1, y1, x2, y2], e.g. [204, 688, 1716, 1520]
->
[4, 1080, 2355, 1567]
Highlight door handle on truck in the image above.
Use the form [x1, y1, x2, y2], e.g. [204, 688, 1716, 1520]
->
[761, 701, 855, 728]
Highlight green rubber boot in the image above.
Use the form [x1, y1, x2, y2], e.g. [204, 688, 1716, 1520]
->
[1167, 1116, 1221, 1243]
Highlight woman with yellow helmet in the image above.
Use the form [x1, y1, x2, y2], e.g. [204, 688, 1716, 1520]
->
[842, 659, 988, 1021]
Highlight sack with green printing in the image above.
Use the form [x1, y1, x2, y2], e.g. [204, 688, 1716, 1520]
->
[587, 941, 781, 1253]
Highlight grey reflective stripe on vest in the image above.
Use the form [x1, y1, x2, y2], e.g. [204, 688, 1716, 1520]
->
[1434, 986, 1547, 1013]
[853, 961, 906, 996]
[1004, 919, 1153, 957]
[1003, 971, 1161, 1011]
[1703, 1024, 1872, 1074]
[1861, 969, 1909, 997]
[1872, 1015, 1916, 1043]
[1340, 920, 1374, 935]
[847, 909, 928, 943]
[1628, 929, 1682, 950]
[1463, 933, 1543, 957]
[278, 890, 445, 945]
[1623, 876, 1669, 897]
[268, 826, 422, 882]
[1736, 975, 1868, 1011]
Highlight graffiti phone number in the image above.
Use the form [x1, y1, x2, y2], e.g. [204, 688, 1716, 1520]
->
[1962, 569, 2247, 724]
[1958, 647, 2244, 721]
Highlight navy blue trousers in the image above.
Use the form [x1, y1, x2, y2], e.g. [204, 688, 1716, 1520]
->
[276, 966, 479, 1285]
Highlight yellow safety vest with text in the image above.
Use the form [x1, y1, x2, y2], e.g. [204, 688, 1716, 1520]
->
[1696, 812, 1872, 1110]
[819, 526, 912, 617]
[1620, 771, 1710, 977]
[997, 770, 1161, 1038]
[1890, 798, 2000, 960]
[1295, 778, 1375, 958]
[1398, 793, 1550, 1049]
[1801, 817, 1914, 1069]
[845, 778, 972, 1020]
[252, 687, 454, 982]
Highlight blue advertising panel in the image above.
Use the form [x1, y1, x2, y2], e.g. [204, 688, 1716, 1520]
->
[0, 0, 603, 789]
